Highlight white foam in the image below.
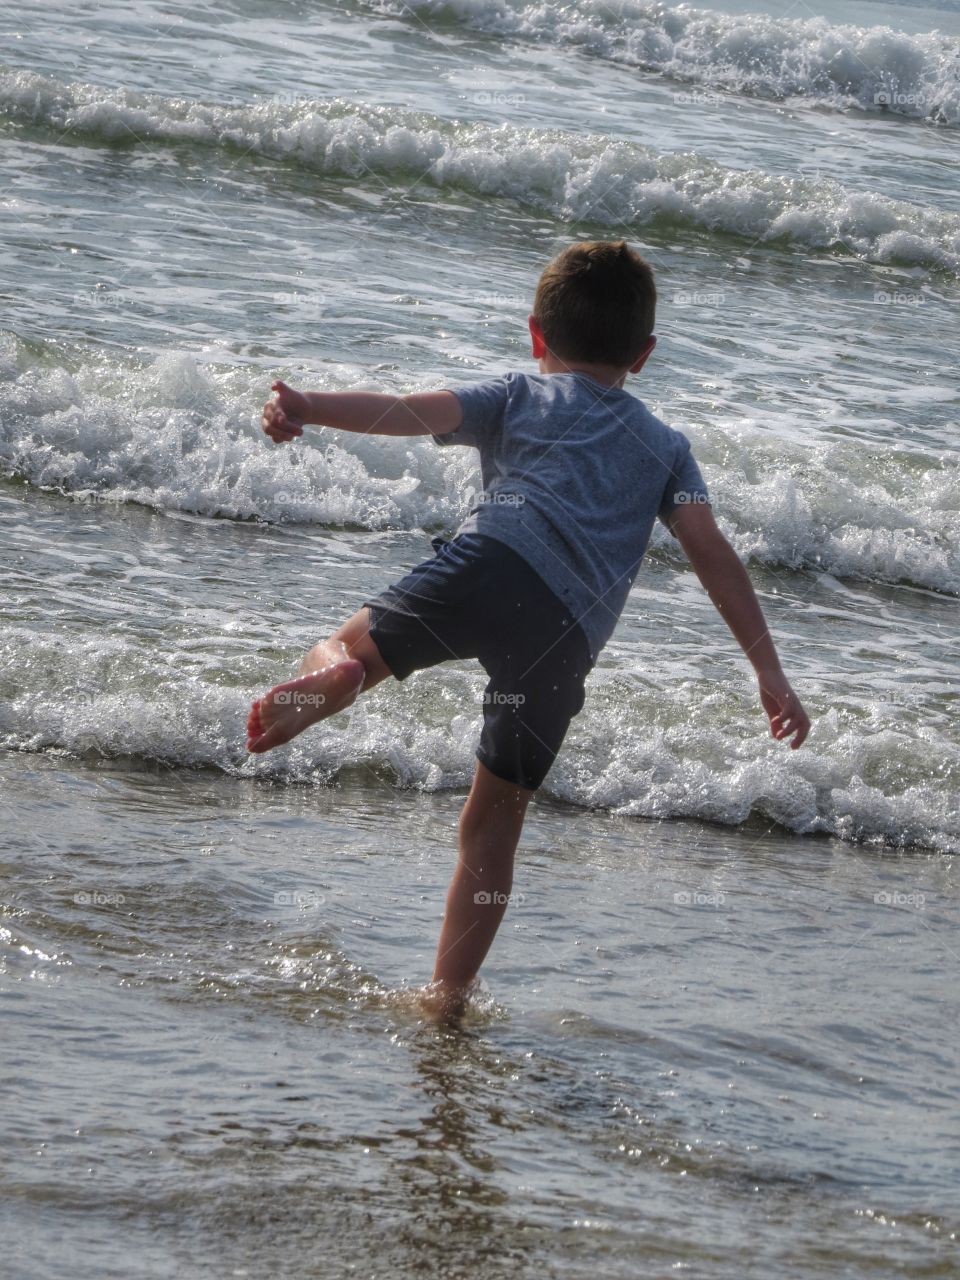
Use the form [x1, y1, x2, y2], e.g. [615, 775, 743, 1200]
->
[0, 350, 466, 529]
[370, 0, 960, 125]
[2, 629, 956, 853]
[691, 432, 960, 595]
[1, 348, 958, 593]
[2, 69, 959, 274]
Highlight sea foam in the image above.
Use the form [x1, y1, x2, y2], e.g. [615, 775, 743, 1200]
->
[2, 624, 956, 854]
[2, 347, 957, 594]
[2, 70, 959, 274]
[369, 0, 960, 125]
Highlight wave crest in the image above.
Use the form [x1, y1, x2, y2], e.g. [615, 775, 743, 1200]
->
[371, 0, 960, 124]
[2, 69, 959, 273]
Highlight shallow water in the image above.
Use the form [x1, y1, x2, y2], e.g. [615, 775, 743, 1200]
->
[3, 752, 959, 1278]
[1, 0, 959, 1274]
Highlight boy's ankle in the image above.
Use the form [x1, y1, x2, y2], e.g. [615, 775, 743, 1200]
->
[420, 978, 472, 1022]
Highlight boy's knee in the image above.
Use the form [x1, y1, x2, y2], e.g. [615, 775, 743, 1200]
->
[301, 640, 328, 671]
[458, 803, 494, 844]
[458, 798, 526, 858]
[300, 619, 391, 690]
[457, 824, 516, 889]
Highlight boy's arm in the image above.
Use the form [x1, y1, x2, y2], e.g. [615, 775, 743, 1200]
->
[664, 501, 811, 749]
[261, 379, 463, 443]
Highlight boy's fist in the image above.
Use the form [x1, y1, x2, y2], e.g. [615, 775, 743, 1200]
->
[262, 380, 308, 444]
[758, 671, 810, 749]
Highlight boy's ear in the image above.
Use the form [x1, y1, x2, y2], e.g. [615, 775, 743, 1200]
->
[629, 335, 656, 374]
[528, 315, 548, 359]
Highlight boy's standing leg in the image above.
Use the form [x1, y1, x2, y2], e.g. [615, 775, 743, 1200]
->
[427, 762, 533, 1017]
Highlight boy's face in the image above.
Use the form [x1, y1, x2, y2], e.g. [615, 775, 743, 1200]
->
[528, 316, 656, 383]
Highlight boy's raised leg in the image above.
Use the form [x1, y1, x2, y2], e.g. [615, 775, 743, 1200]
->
[246, 607, 391, 753]
[424, 761, 534, 1019]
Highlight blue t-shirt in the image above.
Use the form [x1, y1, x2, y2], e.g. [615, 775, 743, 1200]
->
[433, 370, 709, 660]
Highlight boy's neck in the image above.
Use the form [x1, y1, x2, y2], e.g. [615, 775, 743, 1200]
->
[536, 356, 630, 389]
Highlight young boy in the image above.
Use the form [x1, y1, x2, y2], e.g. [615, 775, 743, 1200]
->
[247, 240, 810, 1018]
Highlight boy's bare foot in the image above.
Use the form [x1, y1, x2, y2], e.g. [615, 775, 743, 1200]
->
[246, 657, 365, 754]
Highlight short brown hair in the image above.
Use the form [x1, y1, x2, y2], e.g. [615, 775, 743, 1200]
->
[533, 240, 656, 367]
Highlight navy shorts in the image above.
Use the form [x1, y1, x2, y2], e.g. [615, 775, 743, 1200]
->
[362, 532, 594, 791]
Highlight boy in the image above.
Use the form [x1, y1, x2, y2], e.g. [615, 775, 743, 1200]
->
[247, 240, 810, 1018]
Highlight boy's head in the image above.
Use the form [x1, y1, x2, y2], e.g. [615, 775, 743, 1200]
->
[531, 240, 656, 373]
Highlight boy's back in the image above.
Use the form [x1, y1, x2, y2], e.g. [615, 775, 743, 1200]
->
[434, 370, 708, 658]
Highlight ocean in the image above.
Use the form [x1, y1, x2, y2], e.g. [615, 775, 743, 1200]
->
[1, 0, 958, 1275]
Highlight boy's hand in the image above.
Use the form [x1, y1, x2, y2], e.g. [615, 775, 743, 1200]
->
[757, 670, 810, 749]
[262, 380, 308, 444]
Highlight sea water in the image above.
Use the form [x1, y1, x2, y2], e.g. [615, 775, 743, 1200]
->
[1, 1, 958, 1276]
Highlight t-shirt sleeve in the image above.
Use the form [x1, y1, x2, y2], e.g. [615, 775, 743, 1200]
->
[658, 434, 710, 528]
[431, 377, 510, 449]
